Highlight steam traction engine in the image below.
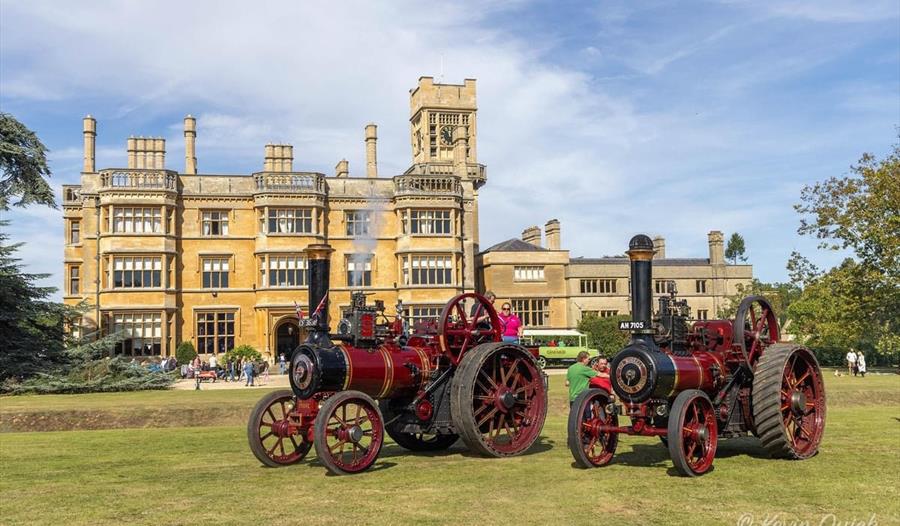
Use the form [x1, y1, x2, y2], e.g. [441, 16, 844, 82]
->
[248, 245, 548, 475]
[568, 235, 826, 476]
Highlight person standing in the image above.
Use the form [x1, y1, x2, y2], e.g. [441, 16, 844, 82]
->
[846, 349, 858, 377]
[498, 302, 523, 343]
[857, 351, 867, 378]
[243, 360, 255, 387]
[588, 357, 612, 392]
[279, 352, 287, 375]
[260, 360, 270, 386]
[566, 351, 598, 409]
[208, 353, 217, 373]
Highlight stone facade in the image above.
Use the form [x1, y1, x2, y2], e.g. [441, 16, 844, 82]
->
[62, 77, 486, 359]
[476, 223, 753, 330]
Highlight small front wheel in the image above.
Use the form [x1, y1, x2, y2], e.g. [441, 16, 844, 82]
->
[567, 388, 618, 468]
[247, 390, 311, 467]
[314, 390, 384, 475]
[537, 355, 548, 369]
[667, 389, 717, 476]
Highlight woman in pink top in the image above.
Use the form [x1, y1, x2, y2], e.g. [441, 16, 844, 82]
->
[498, 302, 524, 343]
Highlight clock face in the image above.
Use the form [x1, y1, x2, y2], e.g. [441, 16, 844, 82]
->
[440, 126, 453, 146]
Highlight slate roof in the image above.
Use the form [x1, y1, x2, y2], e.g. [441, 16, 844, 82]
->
[570, 256, 711, 266]
[480, 238, 547, 253]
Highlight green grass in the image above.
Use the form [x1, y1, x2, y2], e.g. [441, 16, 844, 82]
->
[1, 375, 898, 525]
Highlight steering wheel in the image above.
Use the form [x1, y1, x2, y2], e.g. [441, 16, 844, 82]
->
[437, 293, 502, 365]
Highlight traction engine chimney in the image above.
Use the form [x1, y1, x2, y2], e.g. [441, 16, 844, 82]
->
[305, 244, 334, 345]
[627, 234, 655, 344]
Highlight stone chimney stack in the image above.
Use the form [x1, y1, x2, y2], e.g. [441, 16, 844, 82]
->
[653, 236, 666, 259]
[453, 125, 469, 177]
[335, 159, 349, 178]
[127, 136, 166, 169]
[365, 124, 378, 178]
[522, 226, 542, 247]
[708, 231, 724, 265]
[545, 219, 561, 250]
[184, 115, 197, 174]
[264, 144, 293, 172]
[82, 115, 96, 173]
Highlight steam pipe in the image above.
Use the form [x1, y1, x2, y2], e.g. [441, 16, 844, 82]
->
[627, 234, 655, 344]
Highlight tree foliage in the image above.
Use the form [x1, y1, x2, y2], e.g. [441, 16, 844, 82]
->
[718, 279, 802, 328]
[0, 223, 74, 380]
[577, 314, 630, 358]
[175, 341, 197, 365]
[789, 144, 900, 366]
[0, 113, 56, 210]
[724, 232, 747, 264]
[224, 344, 263, 364]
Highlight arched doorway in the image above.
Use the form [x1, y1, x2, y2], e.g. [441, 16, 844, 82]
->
[275, 320, 301, 361]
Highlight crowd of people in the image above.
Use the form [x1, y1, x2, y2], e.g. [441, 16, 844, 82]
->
[183, 355, 274, 387]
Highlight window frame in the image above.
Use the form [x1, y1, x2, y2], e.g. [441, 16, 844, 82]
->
[346, 253, 373, 287]
[345, 210, 371, 237]
[195, 311, 235, 355]
[111, 256, 163, 289]
[112, 207, 162, 234]
[69, 265, 80, 295]
[511, 298, 550, 327]
[513, 266, 545, 282]
[265, 208, 313, 235]
[201, 257, 230, 289]
[201, 210, 230, 237]
[402, 254, 453, 286]
[109, 311, 163, 356]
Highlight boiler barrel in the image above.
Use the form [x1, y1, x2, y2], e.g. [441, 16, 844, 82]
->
[290, 343, 432, 400]
[610, 344, 722, 403]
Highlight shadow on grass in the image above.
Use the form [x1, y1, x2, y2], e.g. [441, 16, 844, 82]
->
[715, 436, 769, 459]
[376, 434, 556, 460]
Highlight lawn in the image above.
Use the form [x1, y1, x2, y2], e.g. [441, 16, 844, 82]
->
[1, 374, 898, 526]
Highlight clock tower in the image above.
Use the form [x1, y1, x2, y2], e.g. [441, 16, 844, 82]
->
[409, 77, 478, 165]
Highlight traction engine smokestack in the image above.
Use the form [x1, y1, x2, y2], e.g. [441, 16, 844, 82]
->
[305, 244, 334, 345]
[627, 234, 655, 343]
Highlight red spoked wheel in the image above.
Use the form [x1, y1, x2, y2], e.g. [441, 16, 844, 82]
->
[313, 390, 384, 475]
[438, 293, 502, 365]
[567, 388, 619, 468]
[668, 389, 718, 476]
[733, 296, 780, 366]
[752, 344, 826, 459]
[247, 390, 311, 467]
[451, 342, 548, 457]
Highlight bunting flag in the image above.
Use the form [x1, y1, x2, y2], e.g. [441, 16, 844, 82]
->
[293, 301, 306, 320]
[312, 292, 328, 319]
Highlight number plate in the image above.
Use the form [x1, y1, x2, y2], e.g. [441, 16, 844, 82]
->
[618, 320, 646, 330]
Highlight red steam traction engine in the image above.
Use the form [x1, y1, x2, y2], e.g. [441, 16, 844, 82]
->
[568, 235, 826, 476]
[248, 245, 548, 475]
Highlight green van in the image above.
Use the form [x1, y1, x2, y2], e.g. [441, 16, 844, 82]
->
[521, 329, 599, 369]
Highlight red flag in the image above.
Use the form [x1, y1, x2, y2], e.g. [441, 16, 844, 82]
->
[293, 301, 306, 320]
[312, 292, 328, 318]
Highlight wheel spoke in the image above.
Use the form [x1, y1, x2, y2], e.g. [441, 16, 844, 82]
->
[477, 406, 499, 427]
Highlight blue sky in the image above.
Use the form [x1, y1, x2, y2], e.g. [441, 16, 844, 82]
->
[1, 0, 898, 300]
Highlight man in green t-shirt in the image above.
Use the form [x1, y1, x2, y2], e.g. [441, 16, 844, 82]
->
[566, 351, 598, 408]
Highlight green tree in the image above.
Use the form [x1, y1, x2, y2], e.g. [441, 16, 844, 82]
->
[175, 341, 197, 365]
[718, 279, 802, 329]
[0, 113, 56, 210]
[0, 224, 72, 380]
[789, 144, 900, 366]
[724, 232, 747, 264]
[577, 314, 630, 357]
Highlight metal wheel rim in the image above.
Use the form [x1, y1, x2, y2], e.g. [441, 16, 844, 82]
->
[253, 394, 308, 464]
[469, 349, 546, 454]
[780, 350, 825, 456]
[321, 397, 383, 473]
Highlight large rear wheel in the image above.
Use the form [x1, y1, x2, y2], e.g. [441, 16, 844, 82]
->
[752, 344, 826, 459]
[451, 342, 548, 457]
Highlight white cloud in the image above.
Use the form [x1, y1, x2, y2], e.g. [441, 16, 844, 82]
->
[1, 0, 896, 292]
